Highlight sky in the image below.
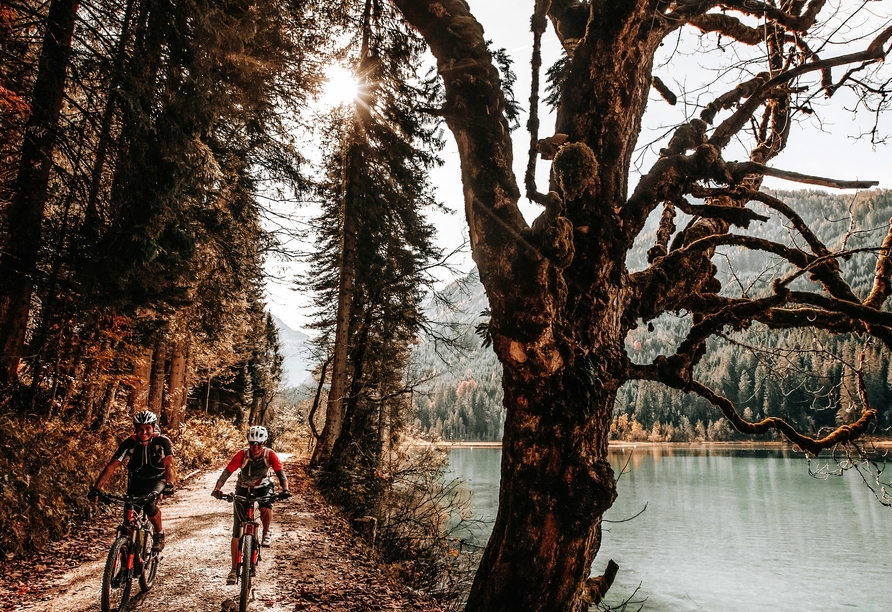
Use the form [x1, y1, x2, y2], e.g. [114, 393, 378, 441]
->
[265, 1, 891, 333]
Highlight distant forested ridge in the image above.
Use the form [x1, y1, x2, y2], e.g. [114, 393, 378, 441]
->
[412, 189, 892, 442]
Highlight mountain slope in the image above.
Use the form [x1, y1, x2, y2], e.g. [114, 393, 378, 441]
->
[410, 189, 892, 441]
[271, 315, 313, 388]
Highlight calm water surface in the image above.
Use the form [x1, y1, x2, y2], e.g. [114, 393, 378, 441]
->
[445, 446, 891, 611]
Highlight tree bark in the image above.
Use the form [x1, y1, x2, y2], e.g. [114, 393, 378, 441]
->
[311, 138, 358, 467]
[0, 0, 80, 387]
[311, 4, 374, 467]
[389, 0, 890, 608]
[148, 340, 167, 414]
[388, 2, 644, 609]
[128, 347, 153, 411]
[93, 379, 119, 430]
[165, 341, 187, 431]
[467, 361, 618, 611]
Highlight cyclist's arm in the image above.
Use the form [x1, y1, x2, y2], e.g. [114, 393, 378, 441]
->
[213, 450, 245, 492]
[163, 454, 176, 487]
[274, 469, 289, 493]
[92, 457, 123, 491]
[268, 451, 289, 493]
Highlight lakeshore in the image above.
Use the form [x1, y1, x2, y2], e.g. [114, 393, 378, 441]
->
[438, 439, 892, 450]
[445, 440, 892, 611]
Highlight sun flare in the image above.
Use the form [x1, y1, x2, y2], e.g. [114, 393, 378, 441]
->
[320, 65, 359, 107]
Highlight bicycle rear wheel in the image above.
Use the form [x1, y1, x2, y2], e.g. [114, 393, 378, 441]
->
[239, 535, 254, 612]
[101, 536, 132, 612]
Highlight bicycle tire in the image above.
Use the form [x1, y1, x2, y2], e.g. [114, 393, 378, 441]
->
[239, 535, 254, 612]
[101, 536, 132, 612]
[138, 540, 158, 591]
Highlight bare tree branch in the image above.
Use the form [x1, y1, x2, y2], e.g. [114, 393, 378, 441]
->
[725, 161, 879, 190]
[688, 377, 876, 456]
[863, 219, 892, 310]
[709, 24, 892, 147]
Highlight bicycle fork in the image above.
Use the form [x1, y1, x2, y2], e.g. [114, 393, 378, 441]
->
[237, 518, 261, 580]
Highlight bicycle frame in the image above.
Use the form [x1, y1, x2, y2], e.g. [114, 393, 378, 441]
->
[225, 491, 277, 580]
[112, 493, 155, 558]
[98, 491, 160, 612]
[220, 490, 279, 612]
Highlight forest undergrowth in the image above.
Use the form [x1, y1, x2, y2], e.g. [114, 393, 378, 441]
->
[314, 435, 482, 611]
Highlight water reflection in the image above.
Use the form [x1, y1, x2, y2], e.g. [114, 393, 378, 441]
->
[445, 445, 891, 612]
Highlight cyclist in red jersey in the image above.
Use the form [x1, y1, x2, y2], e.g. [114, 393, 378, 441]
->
[89, 410, 177, 552]
[211, 426, 290, 584]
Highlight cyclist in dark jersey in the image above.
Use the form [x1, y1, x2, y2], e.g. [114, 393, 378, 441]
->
[211, 425, 291, 584]
[89, 410, 177, 551]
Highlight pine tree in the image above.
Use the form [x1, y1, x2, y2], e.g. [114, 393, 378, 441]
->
[307, 0, 445, 471]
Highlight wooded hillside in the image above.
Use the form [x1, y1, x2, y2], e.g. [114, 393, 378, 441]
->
[413, 189, 892, 442]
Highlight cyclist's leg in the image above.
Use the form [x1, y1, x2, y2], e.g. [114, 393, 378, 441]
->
[227, 490, 248, 583]
[128, 478, 164, 532]
[258, 484, 274, 545]
[142, 480, 166, 550]
[260, 507, 271, 538]
[148, 480, 166, 527]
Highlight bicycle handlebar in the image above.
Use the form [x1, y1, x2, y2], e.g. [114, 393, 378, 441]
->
[98, 490, 160, 506]
[220, 492, 289, 504]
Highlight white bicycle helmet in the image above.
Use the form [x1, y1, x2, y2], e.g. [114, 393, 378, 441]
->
[247, 426, 268, 444]
[133, 410, 158, 426]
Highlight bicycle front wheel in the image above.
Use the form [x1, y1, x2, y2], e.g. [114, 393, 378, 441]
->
[138, 544, 158, 591]
[101, 536, 133, 612]
[239, 535, 254, 612]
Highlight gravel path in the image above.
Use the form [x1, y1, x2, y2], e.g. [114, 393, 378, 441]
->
[3, 455, 444, 612]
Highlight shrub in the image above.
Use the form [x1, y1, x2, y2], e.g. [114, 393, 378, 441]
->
[373, 439, 481, 611]
[170, 416, 244, 474]
[267, 396, 315, 456]
[316, 431, 481, 610]
[0, 415, 127, 558]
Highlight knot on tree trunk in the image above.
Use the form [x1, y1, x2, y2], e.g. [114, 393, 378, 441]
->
[584, 559, 619, 605]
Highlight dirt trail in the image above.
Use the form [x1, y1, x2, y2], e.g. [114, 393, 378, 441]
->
[4, 456, 443, 612]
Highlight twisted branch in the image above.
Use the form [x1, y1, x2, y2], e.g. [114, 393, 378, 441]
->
[689, 377, 876, 456]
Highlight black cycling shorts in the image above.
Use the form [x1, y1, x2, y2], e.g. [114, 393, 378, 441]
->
[232, 484, 274, 538]
[127, 478, 166, 517]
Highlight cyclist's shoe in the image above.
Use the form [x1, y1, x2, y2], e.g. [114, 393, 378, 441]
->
[152, 532, 165, 552]
[226, 569, 237, 585]
[261, 531, 271, 547]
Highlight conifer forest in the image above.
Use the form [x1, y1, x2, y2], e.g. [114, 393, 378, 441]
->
[413, 190, 892, 444]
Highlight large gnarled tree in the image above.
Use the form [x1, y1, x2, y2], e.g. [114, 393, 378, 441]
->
[389, 1, 892, 610]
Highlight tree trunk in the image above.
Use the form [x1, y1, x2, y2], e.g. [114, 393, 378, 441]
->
[248, 393, 261, 426]
[84, 0, 137, 232]
[466, 359, 618, 611]
[128, 347, 153, 412]
[165, 342, 187, 430]
[311, 116, 362, 468]
[0, 0, 80, 387]
[93, 379, 119, 430]
[147, 340, 167, 414]
[387, 2, 643, 608]
[391, 0, 892, 608]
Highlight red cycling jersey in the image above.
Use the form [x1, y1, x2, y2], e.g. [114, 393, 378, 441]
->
[221, 447, 283, 489]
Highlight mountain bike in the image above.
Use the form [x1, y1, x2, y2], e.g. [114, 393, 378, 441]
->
[221, 490, 289, 612]
[97, 491, 161, 612]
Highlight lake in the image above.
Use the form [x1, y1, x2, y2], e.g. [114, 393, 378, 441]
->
[445, 445, 891, 611]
